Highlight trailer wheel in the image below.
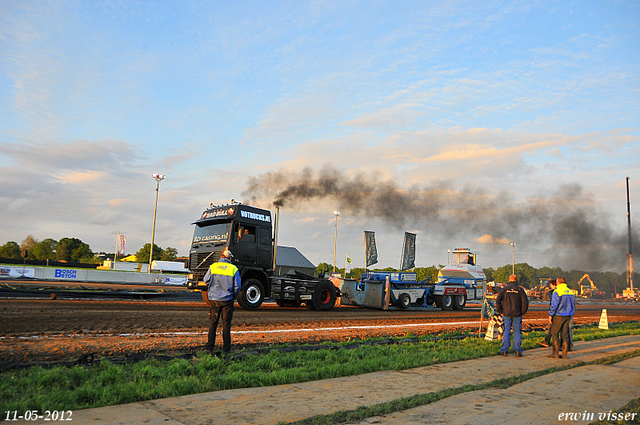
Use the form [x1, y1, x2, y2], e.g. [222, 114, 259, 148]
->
[398, 293, 411, 309]
[435, 295, 453, 310]
[452, 295, 466, 310]
[311, 281, 337, 311]
[238, 278, 264, 310]
[275, 300, 302, 308]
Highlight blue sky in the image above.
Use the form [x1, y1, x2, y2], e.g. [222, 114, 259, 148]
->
[1, 0, 638, 272]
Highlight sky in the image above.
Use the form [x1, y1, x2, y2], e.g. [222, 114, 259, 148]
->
[1, 0, 639, 273]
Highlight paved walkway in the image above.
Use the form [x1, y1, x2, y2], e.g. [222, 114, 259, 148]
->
[16, 335, 640, 425]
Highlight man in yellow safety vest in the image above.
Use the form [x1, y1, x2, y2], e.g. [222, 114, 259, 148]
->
[204, 247, 241, 354]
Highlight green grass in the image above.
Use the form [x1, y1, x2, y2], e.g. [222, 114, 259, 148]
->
[1, 322, 639, 413]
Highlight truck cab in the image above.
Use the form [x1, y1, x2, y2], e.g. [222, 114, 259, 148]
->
[437, 248, 486, 302]
[187, 203, 273, 309]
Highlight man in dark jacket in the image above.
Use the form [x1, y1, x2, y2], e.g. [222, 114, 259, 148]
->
[496, 274, 529, 357]
[204, 247, 241, 354]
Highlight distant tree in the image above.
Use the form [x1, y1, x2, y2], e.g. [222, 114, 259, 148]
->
[56, 238, 93, 262]
[415, 266, 440, 283]
[347, 267, 364, 280]
[0, 241, 21, 259]
[484, 267, 495, 282]
[20, 235, 38, 252]
[31, 238, 58, 260]
[491, 265, 513, 285]
[316, 262, 332, 276]
[515, 263, 537, 288]
[135, 243, 163, 264]
[161, 247, 178, 261]
[378, 267, 398, 272]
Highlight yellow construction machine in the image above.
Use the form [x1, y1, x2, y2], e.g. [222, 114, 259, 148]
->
[577, 274, 606, 299]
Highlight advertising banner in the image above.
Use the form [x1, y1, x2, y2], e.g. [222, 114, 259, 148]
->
[157, 276, 188, 285]
[364, 231, 378, 268]
[0, 267, 35, 278]
[400, 232, 416, 271]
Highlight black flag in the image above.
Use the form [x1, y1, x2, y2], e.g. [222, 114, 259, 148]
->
[364, 231, 378, 268]
[401, 232, 416, 270]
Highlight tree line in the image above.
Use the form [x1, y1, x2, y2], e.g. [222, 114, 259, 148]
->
[318, 262, 636, 295]
[0, 236, 180, 264]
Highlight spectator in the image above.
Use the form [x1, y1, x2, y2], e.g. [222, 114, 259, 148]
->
[203, 247, 241, 355]
[539, 279, 557, 348]
[548, 276, 575, 359]
[496, 274, 530, 357]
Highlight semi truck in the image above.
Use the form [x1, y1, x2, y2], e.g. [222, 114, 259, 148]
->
[186, 202, 338, 310]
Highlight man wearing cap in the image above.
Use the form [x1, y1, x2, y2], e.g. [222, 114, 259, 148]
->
[203, 247, 241, 354]
[496, 274, 529, 357]
[548, 276, 575, 359]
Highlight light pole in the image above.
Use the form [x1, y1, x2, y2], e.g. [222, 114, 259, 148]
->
[510, 242, 516, 274]
[333, 211, 340, 272]
[149, 173, 165, 273]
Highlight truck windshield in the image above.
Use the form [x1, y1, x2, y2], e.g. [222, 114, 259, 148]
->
[452, 252, 473, 265]
[192, 222, 231, 246]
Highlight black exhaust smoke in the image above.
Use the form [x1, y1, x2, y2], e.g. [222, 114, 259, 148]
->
[242, 165, 638, 271]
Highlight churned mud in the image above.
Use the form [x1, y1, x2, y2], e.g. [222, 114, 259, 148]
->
[1, 294, 637, 363]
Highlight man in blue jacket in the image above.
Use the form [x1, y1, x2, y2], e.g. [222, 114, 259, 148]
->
[548, 276, 575, 359]
[204, 247, 241, 354]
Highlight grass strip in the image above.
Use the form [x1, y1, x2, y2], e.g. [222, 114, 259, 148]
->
[1, 322, 639, 413]
[285, 349, 640, 425]
[590, 397, 640, 425]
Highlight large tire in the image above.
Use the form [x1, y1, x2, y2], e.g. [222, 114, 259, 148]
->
[434, 294, 453, 310]
[238, 278, 265, 310]
[275, 299, 302, 308]
[398, 293, 411, 309]
[452, 294, 466, 310]
[310, 281, 337, 311]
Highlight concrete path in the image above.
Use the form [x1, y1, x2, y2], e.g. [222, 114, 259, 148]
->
[355, 356, 640, 424]
[15, 335, 640, 425]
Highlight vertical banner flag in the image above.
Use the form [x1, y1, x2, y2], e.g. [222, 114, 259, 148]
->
[364, 231, 378, 268]
[400, 232, 416, 271]
[345, 254, 352, 273]
[118, 233, 127, 256]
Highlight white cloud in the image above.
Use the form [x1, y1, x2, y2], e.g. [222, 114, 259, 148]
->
[476, 234, 512, 245]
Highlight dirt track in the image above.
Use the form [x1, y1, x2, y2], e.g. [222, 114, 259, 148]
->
[2, 292, 639, 363]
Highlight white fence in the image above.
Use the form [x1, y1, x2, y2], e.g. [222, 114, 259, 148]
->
[0, 265, 187, 285]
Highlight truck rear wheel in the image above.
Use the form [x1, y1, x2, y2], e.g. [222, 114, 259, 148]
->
[310, 281, 337, 311]
[435, 295, 453, 310]
[398, 293, 411, 309]
[452, 294, 466, 310]
[238, 278, 264, 310]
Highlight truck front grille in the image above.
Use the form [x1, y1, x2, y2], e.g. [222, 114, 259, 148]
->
[189, 251, 219, 282]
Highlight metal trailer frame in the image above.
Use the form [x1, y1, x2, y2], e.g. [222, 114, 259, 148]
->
[339, 271, 467, 310]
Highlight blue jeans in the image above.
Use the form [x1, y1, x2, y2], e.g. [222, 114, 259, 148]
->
[501, 315, 522, 354]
